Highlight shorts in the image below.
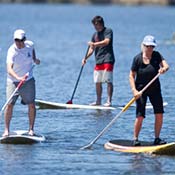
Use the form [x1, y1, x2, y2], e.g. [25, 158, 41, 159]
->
[6, 78, 35, 105]
[136, 88, 164, 118]
[94, 63, 114, 83]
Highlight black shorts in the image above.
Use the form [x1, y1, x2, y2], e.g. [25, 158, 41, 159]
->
[136, 88, 164, 118]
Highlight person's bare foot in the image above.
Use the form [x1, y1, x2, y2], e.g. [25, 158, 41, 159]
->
[89, 101, 101, 106]
[103, 102, 112, 107]
[2, 130, 9, 137]
[28, 130, 34, 136]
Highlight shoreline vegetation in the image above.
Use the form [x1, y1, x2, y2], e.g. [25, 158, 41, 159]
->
[0, 0, 175, 5]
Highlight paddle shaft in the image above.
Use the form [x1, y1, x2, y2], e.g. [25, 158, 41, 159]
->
[69, 65, 84, 102]
[81, 73, 160, 149]
[67, 46, 90, 104]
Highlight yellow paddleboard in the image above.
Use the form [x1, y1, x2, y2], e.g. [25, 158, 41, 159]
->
[104, 139, 175, 156]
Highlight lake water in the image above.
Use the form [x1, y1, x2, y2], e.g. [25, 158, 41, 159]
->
[0, 4, 175, 175]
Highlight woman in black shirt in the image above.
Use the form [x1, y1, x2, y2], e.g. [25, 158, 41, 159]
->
[129, 35, 169, 146]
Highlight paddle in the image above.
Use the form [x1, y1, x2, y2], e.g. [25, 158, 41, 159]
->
[80, 73, 161, 149]
[66, 46, 90, 104]
[0, 70, 31, 117]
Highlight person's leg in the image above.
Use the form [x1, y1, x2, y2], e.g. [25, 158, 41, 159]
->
[153, 113, 166, 145]
[28, 103, 36, 135]
[154, 113, 163, 138]
[134, 116, 144, 140]
[107, 82, 113, 104]
[2, 81, 18, 137]
[103, 70, 113, 106]
[3, 104, 14, 136]
[149, 90, 165, 144]
[91, 70, 102, 105]
[20, 78, 36, 135]
[133, 94, 147, 145]
[95, 82, 102, 105]
[133, 116, 144, 146]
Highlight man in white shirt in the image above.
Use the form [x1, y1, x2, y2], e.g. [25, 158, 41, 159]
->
[3, 29, 40, 137]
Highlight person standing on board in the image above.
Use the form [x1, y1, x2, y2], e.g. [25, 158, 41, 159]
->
[129, 35, 169, 146]
[82, 16, 115, 107]
[2, 29, 40, 137]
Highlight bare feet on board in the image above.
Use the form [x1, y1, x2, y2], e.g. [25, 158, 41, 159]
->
[28, 130, 35, 136]
[89, 102, 101, 106]
[2, 130, 9, 137]
[103, 102, 112, 107]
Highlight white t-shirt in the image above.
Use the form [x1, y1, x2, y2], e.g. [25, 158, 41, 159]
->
[6, 40, 34, 82]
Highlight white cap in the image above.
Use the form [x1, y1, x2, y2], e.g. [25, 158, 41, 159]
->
[142, 35, 157, 47]
[13, 29, 26, 40]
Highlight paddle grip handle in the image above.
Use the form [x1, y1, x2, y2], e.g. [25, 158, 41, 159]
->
[17, 73, 29, 89]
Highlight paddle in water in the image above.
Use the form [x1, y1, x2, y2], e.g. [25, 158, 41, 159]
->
[80, 73, 160, 149]
[66, 46, 90, 104]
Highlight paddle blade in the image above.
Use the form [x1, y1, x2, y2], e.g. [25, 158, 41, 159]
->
[66, 100, 73, 104]
[80, 143, 93, 150]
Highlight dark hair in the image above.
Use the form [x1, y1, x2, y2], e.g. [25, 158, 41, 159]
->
[92, 16, 104, 27]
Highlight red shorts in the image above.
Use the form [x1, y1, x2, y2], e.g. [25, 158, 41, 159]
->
[94, 63, 114, 71]
[94, 63, 114, 83]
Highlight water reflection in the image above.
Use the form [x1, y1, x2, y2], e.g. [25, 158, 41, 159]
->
[124, 154, 162, 175]
[87, 109, 114, 117]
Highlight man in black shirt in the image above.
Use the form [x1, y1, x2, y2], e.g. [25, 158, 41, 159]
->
[82, 16, 115, 107]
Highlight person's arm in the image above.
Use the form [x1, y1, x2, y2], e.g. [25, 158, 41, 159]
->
[88, 38, 110, 48]
[32, 49, 40, 65]
[159, 60, 169, 74]
[82, 37, 110, 65]
[82, 46, 94, 65]
[129, 70, 137, 93]
[7, 63, 25, 81]
[129, 70, 142, 99]
[90, 28, 112, 48]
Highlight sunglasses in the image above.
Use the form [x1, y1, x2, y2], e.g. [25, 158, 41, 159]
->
[144, 45, 155, 48]
[14, 38, 24, 42]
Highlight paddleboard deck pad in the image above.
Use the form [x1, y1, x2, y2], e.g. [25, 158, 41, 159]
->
[0, 130, 45, 144]
[104, 139, 175, 155]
